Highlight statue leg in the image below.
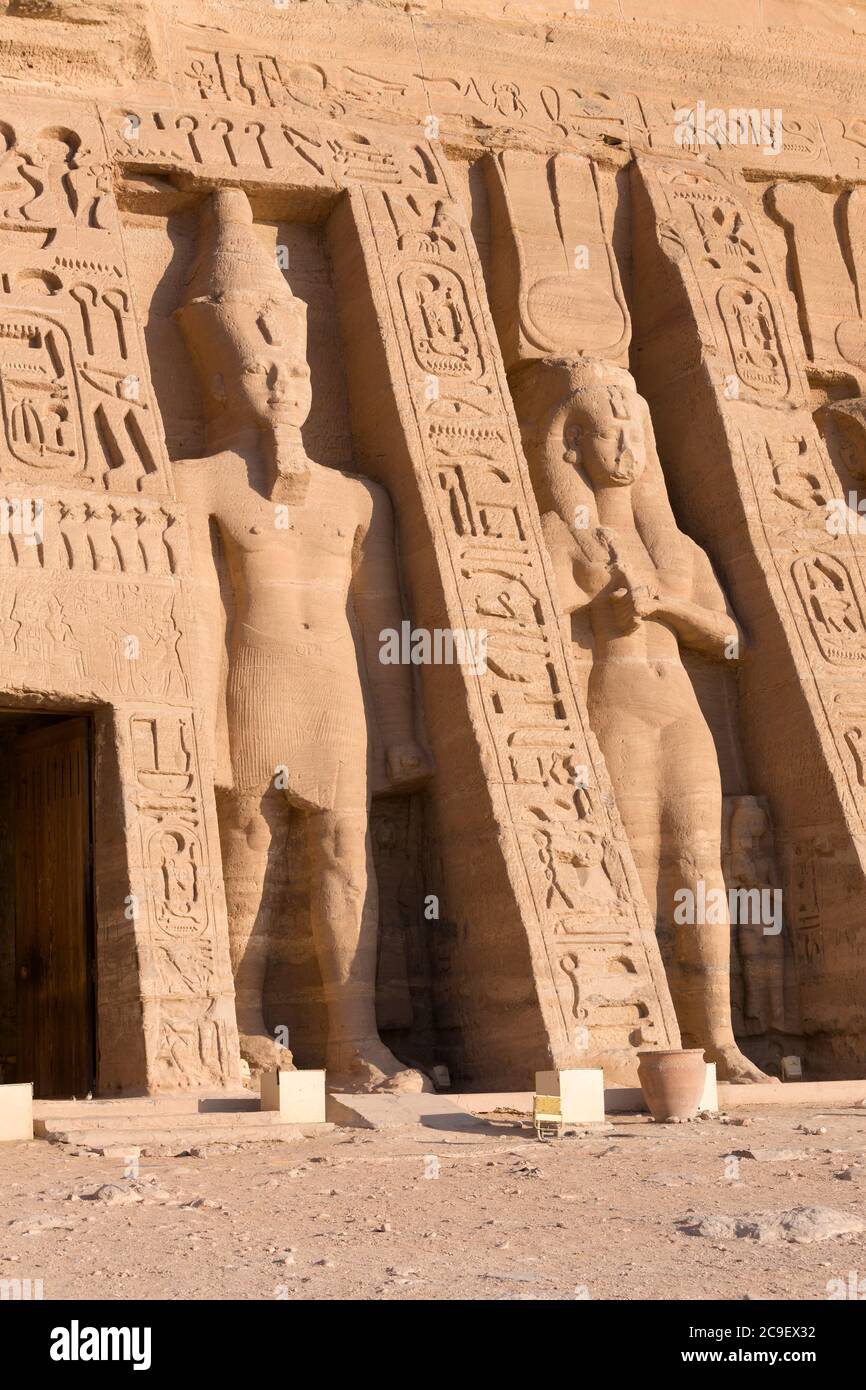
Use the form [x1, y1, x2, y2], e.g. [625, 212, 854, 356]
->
[741, 926, 787, 1037]
[305, 803, 431, 1093]
[217, 784, 294, 1076]
[767, 931, 787, 1033]
[588, 703, 664, 919]
[658, 717, 772, 1084]
[593, 692, 771, 1082]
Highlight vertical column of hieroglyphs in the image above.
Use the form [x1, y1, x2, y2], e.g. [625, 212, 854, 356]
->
[329, 148, 680, 1084]
[632, 156, 866, 1074]
[0, 93, 240, 1091]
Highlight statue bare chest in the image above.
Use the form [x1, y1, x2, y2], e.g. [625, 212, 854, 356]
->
[218, 497, 356, 587]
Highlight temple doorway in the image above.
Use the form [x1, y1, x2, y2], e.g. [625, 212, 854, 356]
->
[0, 711, 95, 1099]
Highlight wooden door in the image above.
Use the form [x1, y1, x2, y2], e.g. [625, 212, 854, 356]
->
[15, 717, 93, 1098]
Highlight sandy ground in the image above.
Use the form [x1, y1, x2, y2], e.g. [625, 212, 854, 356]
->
[2, 1104, 865, 1301]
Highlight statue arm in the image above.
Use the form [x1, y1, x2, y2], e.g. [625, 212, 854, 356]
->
[352, 480, 430, 788]
[631, 454, 745, 661]
[649, 588, 743, 660]
[641, 537, 745, 660]
[536, 455, 612, 604]
[541, 511, 604, 615]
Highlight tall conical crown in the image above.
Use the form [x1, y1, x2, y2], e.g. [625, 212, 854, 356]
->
[180, 186, 303, 325]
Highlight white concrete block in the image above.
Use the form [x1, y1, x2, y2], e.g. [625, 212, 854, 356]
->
[535, 1069, 605, 1124]
[259, 1069, 326, 1123]
[698, 1062, 718, 1114]
[0, 1083, 33, 1141]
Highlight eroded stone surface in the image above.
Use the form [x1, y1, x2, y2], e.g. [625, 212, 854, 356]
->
[0, 0, 863, 1098]
[680, 1206, 866, 1244]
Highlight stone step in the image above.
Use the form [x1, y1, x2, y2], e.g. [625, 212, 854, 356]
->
[43, 1119, 332, 1151]
[33, 1090, 255, 1121]
[326, 1091, 488, 1130]
[36, 1108, 286, 1138]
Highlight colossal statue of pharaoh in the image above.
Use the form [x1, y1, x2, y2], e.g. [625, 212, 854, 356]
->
[514, 358, 771, 1082]
[174, 187, 431, 1092]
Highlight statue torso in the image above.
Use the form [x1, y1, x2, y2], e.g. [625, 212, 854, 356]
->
[179, 449, 368, 648]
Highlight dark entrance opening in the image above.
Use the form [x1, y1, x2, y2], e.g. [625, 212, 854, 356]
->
[0, 711, 95, 1098]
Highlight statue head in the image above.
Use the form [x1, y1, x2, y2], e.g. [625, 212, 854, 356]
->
[175, 188, 312, 482]
[730, 795, 769, 852]
[562, 359, 647, 489]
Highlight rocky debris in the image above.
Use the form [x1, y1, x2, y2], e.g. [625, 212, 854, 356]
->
[679, 1206, 865, 1244]
[82, 1182, 143, 1205]
[513, 1158, 543, 1178]
[174, 1145, 240, 1158]
[727, 1147, 809, 1162]
[7, 1214, 79, 1235]
[131, 1139, 283, 1159]
[79, 1176, 173, 1205]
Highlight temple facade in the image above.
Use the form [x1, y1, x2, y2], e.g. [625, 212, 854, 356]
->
[0, 0, 864, 1097]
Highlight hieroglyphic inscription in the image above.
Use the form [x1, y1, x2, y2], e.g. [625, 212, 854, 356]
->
[0, 101, 168, 494]
[130, 712, 236, 1087]
[0, 572, 188, 700]
[110, 104, 439, 193]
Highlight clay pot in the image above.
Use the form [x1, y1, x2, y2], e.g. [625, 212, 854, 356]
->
[637, 1048, 707, 1122]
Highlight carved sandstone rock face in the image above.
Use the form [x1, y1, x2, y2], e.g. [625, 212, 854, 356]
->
[0, 0, 864, 1098]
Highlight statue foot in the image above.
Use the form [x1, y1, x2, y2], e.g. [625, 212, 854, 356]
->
[239, 1031, 294, 1077]
[326, 1039, 433, 1094]
[705, 1042, 778, 1084]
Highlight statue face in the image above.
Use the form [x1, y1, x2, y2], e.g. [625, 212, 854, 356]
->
[736, 805, 768, 847]
[192, 297, 313, 432]
[230, 301, 313, 429]
[574, 386, 647, 488]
